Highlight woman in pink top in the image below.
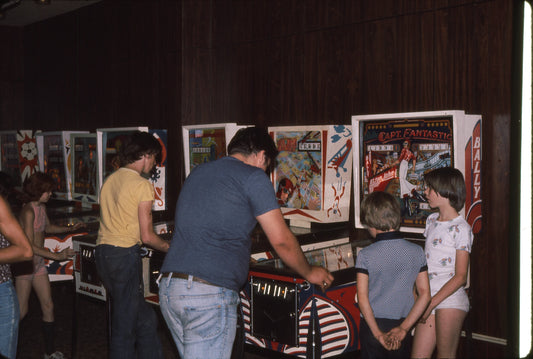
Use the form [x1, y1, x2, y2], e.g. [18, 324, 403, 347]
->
[15, 172, 84, 359]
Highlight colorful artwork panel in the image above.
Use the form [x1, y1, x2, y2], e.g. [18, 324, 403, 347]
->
[187, 128, 227, 173]
[360, 117, 454, 228]
[149, 129, 168, 211]
[274, 130, 323, 211]
[42, 134, 68, 194]
[270, 125, 352, 226]
[72, 135, 98, 198]
[17, 130, 40, 184]
[0, 131, 22, 186]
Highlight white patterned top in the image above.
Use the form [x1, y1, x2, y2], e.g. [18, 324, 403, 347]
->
[424, 212, 473, 288]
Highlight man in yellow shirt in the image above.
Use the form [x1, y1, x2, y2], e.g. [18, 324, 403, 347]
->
[95, 131, 169, 359]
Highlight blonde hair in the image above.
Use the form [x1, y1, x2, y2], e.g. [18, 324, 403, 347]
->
[360, 191, 401, 231]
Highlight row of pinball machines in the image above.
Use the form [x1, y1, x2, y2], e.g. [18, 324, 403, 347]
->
[72, 219, 371, 358]
[3, 111, 481, 358]
[140, 114, 479, 358]
[0, 127, 170, 282]
[69, 123, 366, 357]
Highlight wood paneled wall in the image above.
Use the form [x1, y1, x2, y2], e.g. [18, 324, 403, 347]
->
[0, 1, 519, 357]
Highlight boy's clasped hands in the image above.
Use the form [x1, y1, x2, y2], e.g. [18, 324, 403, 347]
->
[377, 326, 408, 351]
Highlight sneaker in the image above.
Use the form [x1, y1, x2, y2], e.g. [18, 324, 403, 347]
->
[44, 351, 65, 359]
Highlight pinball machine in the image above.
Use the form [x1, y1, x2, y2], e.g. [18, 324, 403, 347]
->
[72, 219, 173, 301]
[352, 110, 482, 234]
[0, 130, 41, 189]
[30, 131, 100, 281]
[240, 224, 366, 358]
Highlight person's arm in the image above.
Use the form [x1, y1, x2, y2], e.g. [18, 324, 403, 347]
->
[138, 200, 169, 252]
[19, 205, 72, 261]
[0, 196, 33, 263]
[257, 208, 333, 288]
[45, 219, 86, 234]
[356, 272, 392, 350]
[387, 270, 431, 342]
[421, 250, 469, 321]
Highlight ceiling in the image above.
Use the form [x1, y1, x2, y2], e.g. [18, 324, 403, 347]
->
[0, 0, 101, 27]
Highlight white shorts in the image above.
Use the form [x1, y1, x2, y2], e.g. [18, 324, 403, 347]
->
[431, 281, 470, 314]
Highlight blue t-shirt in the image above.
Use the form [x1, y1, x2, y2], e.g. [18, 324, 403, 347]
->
[161, 156, 279, 291]
[355, 231, 427, 319]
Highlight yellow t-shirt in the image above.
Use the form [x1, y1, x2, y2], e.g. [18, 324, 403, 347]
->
[97, 167, 154, 248]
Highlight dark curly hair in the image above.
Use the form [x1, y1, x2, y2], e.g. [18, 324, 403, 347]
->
[118, 131, 162, 166]
[23, 172, 55, 201]
[228, 127, 279, 173]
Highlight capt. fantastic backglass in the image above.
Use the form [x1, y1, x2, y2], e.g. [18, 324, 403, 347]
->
[352, 111, 482, 234]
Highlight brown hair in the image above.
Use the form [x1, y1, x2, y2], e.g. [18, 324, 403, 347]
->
[228, 127, 279, 174]
[119, 131, 162, 166]
[22, 172, 55, 201]
[424, 167, 466, 212]
[360, 191, 401, 231]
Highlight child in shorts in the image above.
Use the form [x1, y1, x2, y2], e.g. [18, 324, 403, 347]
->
[14, 172, 85, 359]
[355, 191, 430, 359]
[411, 167, 473, 359]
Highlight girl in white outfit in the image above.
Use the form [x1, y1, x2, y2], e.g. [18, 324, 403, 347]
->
[411, 167, 473, 359]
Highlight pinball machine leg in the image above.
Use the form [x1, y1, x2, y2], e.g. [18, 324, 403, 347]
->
[71, 289, 78, 359]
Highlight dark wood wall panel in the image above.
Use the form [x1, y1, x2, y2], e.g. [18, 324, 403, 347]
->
[303, 28, 348, 124]
[17, 1, 180, 132]
[395, 13, 436, 109]
[23, 15, 78, 130]
[361, 18, 403, 112]
[0, 27, 25, 129]
[181, 47, 216, 125]
[280, 35, 306, 125]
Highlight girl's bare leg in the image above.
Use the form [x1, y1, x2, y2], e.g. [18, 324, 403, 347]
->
[435, 308, 468, 359]
[15, 277, 32, 320]
[411, 314, 436, 358]
[32, 274, 54, 322]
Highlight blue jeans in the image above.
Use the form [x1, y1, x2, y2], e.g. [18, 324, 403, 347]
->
[95, 244, 163, 359]
[0, 280, 19, 359]
[159, 275, 239, 359]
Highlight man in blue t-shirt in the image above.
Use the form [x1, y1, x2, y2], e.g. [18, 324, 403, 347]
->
[159, 127, 333, 359]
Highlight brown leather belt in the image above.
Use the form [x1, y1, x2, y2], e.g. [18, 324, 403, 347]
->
[163, 272, 213, 286]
